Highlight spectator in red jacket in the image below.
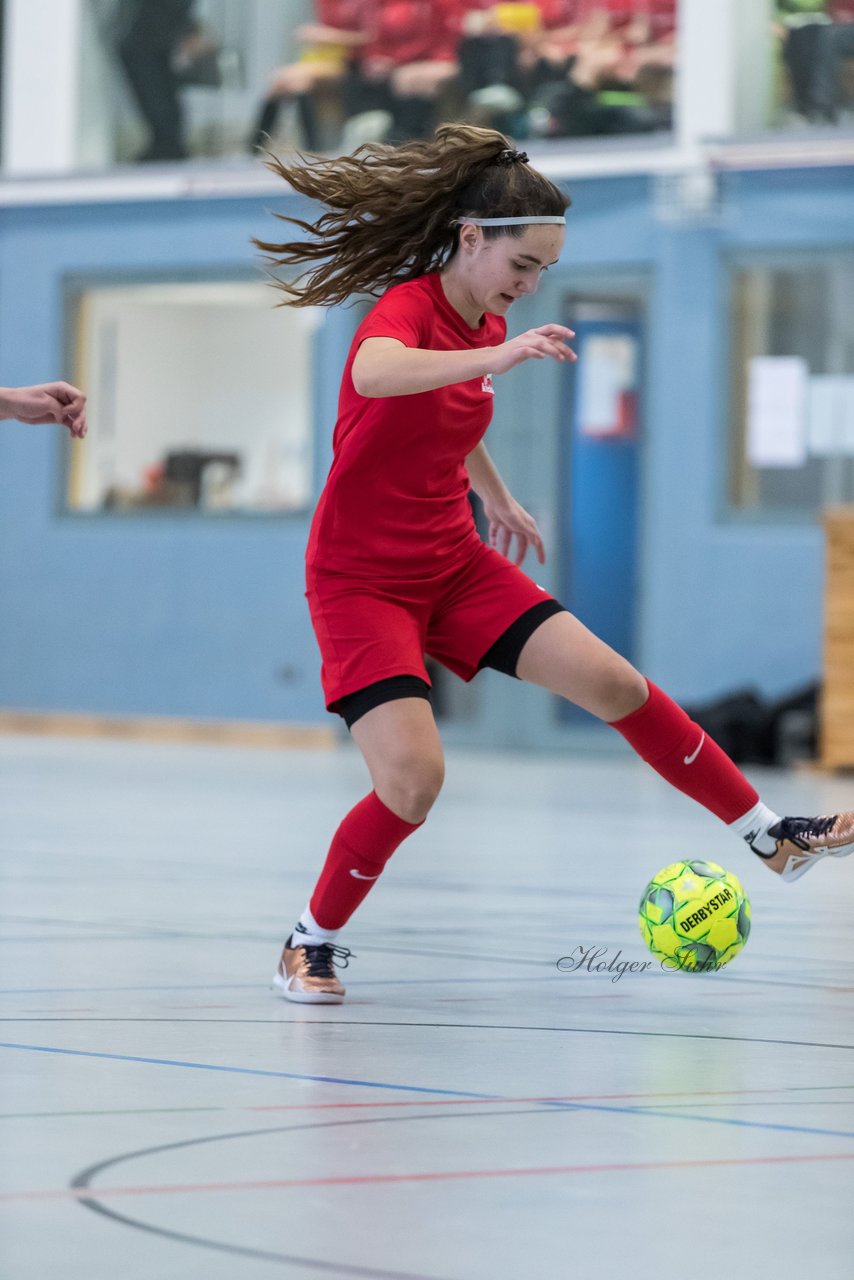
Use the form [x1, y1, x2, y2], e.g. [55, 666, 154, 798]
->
[530, 0, 675, 77]
[519, 0, 675, 138]
[362, 2, 459, 140]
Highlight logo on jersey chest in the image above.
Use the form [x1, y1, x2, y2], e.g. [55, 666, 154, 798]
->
[481, 373, 494, 395]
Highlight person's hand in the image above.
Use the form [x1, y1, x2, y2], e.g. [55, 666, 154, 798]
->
[462, 9, 501, 36]
[490, 325, 576, 375]
[482, 495, 546, 567]
[362, 55, 394, 80]
[296, 23, 340, 45]
[1, 382, 87, 438]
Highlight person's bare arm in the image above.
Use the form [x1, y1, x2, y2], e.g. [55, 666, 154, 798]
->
[466, 440, 545, 567]
[0, 382, 87, 438]
[352, 326, 575, 398]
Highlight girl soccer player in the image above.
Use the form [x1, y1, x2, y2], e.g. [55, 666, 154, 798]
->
[255, 124, 853, 1004]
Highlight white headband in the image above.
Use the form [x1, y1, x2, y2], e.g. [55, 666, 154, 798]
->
[454, 216, 566, 226]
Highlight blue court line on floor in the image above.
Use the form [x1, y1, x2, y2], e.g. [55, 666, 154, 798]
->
[3, 1040, 854, 1140]
[538, 1099, 854, 1140]
[0, 1042, 495, 1098]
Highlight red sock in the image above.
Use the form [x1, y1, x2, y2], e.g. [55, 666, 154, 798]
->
[609, 681, 758, 823]
[309, 791, 421, 930]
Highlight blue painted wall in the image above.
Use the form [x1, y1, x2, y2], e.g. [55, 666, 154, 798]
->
[0, 166, 851, 730]
[637, 167, 854, 704]
[0, 193, 350, 723]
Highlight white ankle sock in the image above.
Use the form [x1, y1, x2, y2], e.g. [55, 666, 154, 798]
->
[728, 800, 781, 856]
[290, 906, 339, 948]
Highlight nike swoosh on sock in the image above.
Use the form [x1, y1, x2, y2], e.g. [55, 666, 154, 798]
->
[683, 733, 705, 765]
[349, 869, 380, 880]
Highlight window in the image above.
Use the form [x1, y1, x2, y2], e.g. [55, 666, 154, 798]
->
[67, 279, 318, 515]
[76, 0, 676, 170]
[728, 256, 854, 515]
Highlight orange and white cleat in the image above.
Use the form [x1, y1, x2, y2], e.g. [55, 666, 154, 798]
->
[753, 814, 854, 882]
[272, 935, 352, 1004]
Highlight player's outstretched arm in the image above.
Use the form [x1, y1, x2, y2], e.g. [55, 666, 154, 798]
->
[0, 382, 87, 438]
[466, 440, 546, 567]
[353, 338, 496, 397]
[352, 326, 575, 398]
[490, 325, 576, 375]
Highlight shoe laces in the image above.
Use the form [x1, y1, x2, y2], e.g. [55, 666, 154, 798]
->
[778, 815, 836, 842]
[299, 942, 354, 978]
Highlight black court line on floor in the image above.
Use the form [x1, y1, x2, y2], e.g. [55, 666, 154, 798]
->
[2, 1020, 852, 1051]
[67, 1098, 854, 1276]
[71, 1107, 554, 1280]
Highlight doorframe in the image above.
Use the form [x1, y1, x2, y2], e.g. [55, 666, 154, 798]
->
[436, 270, 652, 752]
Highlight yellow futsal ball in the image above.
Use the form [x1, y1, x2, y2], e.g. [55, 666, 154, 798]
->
[638, 860, 751, 972]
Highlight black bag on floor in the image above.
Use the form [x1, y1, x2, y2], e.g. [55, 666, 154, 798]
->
[683, 689, 771, 764]
[684, 683, 819, 766]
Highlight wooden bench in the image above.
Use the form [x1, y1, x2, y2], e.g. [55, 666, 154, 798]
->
[821, 507, 854, 769]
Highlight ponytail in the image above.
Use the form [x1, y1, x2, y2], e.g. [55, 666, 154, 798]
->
[253, 124, 570, 307]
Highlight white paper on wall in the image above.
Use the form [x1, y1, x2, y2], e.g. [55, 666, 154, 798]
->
[578, 334, 637, 437]
[807, 376, 854, 457]
[746, 356, 809, 468]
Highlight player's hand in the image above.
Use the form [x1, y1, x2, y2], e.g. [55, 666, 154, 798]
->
[491, 325, 576, 376]
[483, 496, 546, 567]
[2, 382, 87, 438]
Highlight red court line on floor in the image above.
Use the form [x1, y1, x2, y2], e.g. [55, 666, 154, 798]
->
[5, 1151, 854, 1203]
[6, 1084, 850, 1123]
[247, 1083, 854, 1111]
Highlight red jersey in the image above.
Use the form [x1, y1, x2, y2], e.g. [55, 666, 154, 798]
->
[316, 0, 364, 28]
[536, 0, 676, 33]
[306, 273, 506, 579]
[316, 1, 453, 62]
[362, 1, 455, 64]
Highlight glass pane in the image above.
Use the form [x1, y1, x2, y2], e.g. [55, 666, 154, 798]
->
[80, 0, 296, 165]
[79, 1, 676, 168]
[728, 257, 854, 514]
[252, 0, 677, 152]
[67, 280, 317, 515]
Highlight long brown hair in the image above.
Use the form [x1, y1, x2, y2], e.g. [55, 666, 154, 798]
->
[253, 124, 570, 307]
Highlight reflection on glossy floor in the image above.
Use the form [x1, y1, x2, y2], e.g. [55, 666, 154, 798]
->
[1, 733, 853, 1280]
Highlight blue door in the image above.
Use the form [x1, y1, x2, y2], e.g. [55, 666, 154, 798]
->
[560, 316, 642, 721]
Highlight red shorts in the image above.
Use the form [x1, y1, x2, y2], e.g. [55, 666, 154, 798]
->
[306, 540, 556, 712]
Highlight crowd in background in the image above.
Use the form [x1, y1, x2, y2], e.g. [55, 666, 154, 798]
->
[247, 1, 677, 152]
[111, 1, 854, 165]
[114, 0, 677, 161]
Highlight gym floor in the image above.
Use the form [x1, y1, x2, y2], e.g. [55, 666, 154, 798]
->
[2, 733, 853, 1280]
